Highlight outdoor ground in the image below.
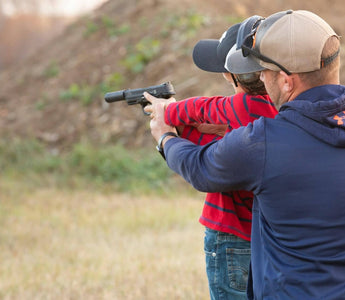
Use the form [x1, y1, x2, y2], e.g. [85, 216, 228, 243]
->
[0, 185, 209, 299]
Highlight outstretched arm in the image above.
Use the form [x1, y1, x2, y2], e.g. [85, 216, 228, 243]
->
[165, 96, 231, 127]
[165, 94, 277, 130]
[144, 92, 265, 194]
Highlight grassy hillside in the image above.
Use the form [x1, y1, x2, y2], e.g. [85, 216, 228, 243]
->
[0, 0, 344, 151]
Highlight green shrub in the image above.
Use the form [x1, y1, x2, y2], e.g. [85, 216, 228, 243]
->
[59, 83, 81, 101]
[0, 138, 174, 194]
[35, 100, 47, 111]
[59, 83, 101, 105]
[121, 37, 161, 73]
[67, 142, 172, 191]
[162, 11, 208, 39]
[101, 16, 130, 37]
[43, 61, 60, 78]
[84, 20, 99, 37]
[101, 72, 124, 93]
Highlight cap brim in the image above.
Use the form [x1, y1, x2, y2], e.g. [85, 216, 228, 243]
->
[193, 39, 228, 73]
[225, 48, 265, 74]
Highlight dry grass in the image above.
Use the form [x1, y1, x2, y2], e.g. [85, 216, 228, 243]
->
[0, 188, 209, 299]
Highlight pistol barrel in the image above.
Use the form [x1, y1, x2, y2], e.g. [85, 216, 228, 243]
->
[104, 90, 126, 103]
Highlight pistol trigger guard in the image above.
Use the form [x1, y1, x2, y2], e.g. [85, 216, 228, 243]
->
[142, 104, 151, 116]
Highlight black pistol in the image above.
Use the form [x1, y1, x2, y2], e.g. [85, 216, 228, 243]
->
[104, 82, 176, 115]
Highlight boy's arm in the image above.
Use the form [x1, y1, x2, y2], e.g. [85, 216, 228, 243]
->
[180, 125, 222, 146]
[196, 124, 228, 136]
[165, 94, 278, 130]
[165, 97, 225, 146]
[165, 96, 232, 126]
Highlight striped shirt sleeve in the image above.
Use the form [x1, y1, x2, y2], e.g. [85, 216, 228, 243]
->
[165, 94, 277, 129]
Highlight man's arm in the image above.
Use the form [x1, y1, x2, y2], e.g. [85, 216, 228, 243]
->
[144, 91, 265, 194]
[164, 123, 265, 193]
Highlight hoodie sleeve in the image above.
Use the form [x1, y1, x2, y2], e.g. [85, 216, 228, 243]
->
[164, 118, 266, 194]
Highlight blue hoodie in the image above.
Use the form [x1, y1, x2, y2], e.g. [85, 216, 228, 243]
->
[164, 85, 345, 299]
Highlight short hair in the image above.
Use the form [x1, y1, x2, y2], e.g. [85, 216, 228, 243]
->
[298, 36, 340, 86]
[236, 72, 267, 95]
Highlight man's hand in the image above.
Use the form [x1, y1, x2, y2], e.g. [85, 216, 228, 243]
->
[144, 92, 178, 144]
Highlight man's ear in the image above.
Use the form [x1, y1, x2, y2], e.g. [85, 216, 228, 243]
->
[279, 71, 295, 93]
[279, 71, 293, 93]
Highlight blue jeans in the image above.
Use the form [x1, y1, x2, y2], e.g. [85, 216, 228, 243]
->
[204, 227, 251, 300]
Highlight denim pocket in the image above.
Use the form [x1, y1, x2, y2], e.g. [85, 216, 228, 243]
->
[226, 247, 251, 292]
[204, 228, 217, 253]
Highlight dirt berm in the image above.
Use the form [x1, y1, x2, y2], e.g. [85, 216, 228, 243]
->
[0, 0, 344, 151]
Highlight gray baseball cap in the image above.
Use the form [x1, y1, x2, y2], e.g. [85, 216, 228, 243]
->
[225, 15, 265, 74]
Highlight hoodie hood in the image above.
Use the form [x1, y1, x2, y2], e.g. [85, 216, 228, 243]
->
[279, 85, 345, 147]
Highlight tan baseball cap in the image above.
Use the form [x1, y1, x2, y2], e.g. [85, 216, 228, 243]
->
[227, 10, 340, 74]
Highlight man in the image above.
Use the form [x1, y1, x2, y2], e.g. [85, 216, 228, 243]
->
[145, 10, 345, 299]
[162, 16, 276, 300]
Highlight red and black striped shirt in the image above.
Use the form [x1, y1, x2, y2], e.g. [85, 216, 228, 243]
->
[165, 93, 278, 240]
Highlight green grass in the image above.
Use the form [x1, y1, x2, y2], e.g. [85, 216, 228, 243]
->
[0, 138, 187, 195]
[0, 137, 208, 298]
[0, 189, 208, 299]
